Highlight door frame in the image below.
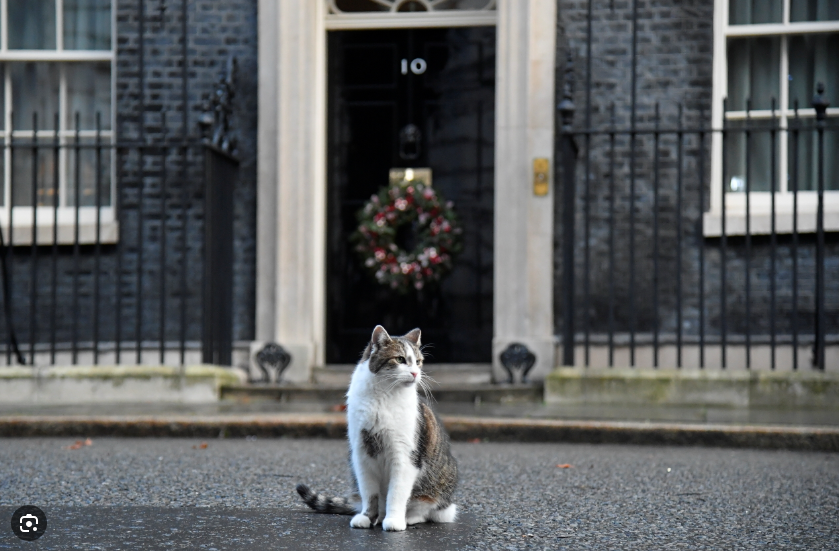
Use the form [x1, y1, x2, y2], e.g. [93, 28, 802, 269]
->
[256, 1, 557, 381]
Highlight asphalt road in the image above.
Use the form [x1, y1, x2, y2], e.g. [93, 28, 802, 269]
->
[0, 438, 837, 550]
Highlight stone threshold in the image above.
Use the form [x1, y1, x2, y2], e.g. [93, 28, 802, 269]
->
[221, 382, 542, 405]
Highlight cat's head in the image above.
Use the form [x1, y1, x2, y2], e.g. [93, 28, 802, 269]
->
[362, 325, 423, 386]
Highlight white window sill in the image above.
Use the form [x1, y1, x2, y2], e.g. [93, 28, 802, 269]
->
[3, 221, 119, 246]
[704, 200, 839, 237]
[0, 207, 119, 246]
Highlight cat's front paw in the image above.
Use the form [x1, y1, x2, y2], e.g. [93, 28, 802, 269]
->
[382, 517, 407, 532]
[350, 514, 372, 529]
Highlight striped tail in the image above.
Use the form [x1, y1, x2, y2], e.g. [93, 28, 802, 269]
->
[296, 483, 357, 515]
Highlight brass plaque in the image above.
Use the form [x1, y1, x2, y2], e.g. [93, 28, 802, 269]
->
[389, 167, 432, 188]
[533, 158, 549, 196]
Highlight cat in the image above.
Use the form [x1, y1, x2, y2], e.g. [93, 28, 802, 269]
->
[296, 325, 458, 531]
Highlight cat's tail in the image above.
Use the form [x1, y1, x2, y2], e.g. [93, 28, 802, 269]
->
[296, 483, 357, 515]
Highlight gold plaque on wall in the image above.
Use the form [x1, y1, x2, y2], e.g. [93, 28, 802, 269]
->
[389, 167, 432, 188]
[533, 158, 549, 196]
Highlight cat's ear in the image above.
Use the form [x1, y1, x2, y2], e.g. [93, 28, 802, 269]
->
[372, 325, 391, 345]
[404, 328, 421, 346]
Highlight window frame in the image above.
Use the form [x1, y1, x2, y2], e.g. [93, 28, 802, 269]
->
[0, 0, 117, 245]
[708, 0, 839, 237]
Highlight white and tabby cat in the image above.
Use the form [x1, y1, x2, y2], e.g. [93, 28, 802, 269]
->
[296, 325, 458, 531]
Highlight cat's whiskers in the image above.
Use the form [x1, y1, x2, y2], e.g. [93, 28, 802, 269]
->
[420, 373, 439, 387]
[418, 378, 436, 403]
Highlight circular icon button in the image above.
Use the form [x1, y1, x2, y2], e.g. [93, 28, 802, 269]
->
[11, 505, 47, 541]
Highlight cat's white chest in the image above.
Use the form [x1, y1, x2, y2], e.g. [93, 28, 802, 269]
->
[346, 362, 418, 452]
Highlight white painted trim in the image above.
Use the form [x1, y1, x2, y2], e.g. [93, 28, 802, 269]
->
[723, 108, 839, 119]
[313, 3, 328, 369]
[0, 0, 118, 233]
[703, 191, 839, 236]
[0, 51, 113, 61]
[492, 0, 556, 379]
[0, 207, 118, 245]
[257, 1, 328, 380]
[710, 0, 728, 216]
[259, 0, 551, 378]
[725, 20, 839, 37]
[325, 10, 497, 29]
[256, 0, 279, 342]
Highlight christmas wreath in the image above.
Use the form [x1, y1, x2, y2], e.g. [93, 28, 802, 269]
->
[351, 180, 462, 293]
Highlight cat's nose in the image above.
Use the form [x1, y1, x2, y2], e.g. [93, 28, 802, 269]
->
[410, 372, 418, 379]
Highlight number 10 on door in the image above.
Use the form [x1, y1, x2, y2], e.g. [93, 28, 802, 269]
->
[401, 58, 427, 75]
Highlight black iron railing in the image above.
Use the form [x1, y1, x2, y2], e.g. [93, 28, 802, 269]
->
[557, 1, 836, 371]
[0, 130, 237, 367]
[0, 0, 240, 368]
[558, 79, 836, 370]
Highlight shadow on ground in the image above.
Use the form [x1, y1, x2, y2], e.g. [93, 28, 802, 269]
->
[0, 507, 476, 550]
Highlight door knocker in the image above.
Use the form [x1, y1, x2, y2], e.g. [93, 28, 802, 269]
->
[399, 123, 421, 160]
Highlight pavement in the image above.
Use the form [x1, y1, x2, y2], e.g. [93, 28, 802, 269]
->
[1, 400, 838, 451]
[0, 438, 837, 549]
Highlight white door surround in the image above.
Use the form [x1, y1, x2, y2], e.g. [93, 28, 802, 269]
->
[256, 0, 557, 381]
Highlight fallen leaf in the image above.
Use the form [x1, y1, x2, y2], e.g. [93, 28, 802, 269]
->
[556, 464, 574, 469]
[467, 438, 481, 444]
[192, 442, 209, 450]
[65, 439, 93, 450]
[330, 404, 347, 412]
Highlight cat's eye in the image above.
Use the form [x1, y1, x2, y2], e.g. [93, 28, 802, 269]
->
[396, 356, 406, 364]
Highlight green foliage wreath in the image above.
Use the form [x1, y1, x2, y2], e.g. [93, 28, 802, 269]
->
[351, 181, 462, 294]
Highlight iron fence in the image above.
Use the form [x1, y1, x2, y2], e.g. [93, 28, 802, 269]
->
[557, 23, 836, 371]
[0, 0, 239, 368]
[0, 127, 237, 367]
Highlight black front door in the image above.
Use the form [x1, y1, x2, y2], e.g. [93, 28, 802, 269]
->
[326, 27, 495, 364]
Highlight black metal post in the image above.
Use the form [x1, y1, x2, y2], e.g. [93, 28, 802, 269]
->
[812, 83, 828, 370]
[791, 100, 800, 371]
[719, 100, 726, 369]
[745, 99, 752, 369]
[51, 114, 59, 364]
[137, 0, 146, 364]
[202, 146, 238, 366]
[94, 113, 103, 364]
[608, 104, 616, 367]
[770, 98, 777, 370]
[559, 53, 577, 367]
[180, 0, 189, 365]
[29, 113, 39, 365]
[583, 0, 593, 367]
[653, 103, 660, 368]
[676, 104, 683, 367]
[629, 0, 638, 367]
[6, 114, 14, 365]
[159, 112, 168, 364]
[698, 106, 706, 368]
[72, 113, 81, 364]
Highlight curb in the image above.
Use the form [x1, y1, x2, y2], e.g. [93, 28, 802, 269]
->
[1, 414, 837, 451]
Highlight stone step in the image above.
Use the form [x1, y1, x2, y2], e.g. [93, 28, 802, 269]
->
[311, 363, 494, 386]
[221, 382, 542, 405]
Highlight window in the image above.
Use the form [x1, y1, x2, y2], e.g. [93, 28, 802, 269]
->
[708, 0, 839, 236]
[325, 0, 497, 30]
[0, 0, 114, 244]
